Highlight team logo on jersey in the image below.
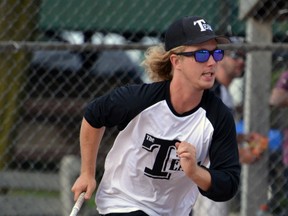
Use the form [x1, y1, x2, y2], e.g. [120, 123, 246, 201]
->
[142, 133, 182, 180]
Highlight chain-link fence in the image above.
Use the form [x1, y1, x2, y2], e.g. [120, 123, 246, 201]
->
[0, 0, 288, 215]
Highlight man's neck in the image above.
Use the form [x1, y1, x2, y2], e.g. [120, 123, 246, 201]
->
[169, 80, 203, 114]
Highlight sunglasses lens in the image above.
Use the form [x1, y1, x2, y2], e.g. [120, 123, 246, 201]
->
[213, 50, 224, 61]
[195, 50, 210, 63]
[179, 49, 224, 63]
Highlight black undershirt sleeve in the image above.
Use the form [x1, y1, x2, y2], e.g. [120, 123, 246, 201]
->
[199, 91, 241, 201]
[84, 81, 168, 130]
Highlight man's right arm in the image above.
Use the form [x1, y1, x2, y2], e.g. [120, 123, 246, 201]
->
[270, 87, 288, 107]
[270, 72, 288, 107]
[71, 117, 105, 201]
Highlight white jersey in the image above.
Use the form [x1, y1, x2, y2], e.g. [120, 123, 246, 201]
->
[84, 81, 240, 216]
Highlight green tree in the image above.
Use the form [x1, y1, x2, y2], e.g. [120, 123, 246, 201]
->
[0, 0, 38, 168]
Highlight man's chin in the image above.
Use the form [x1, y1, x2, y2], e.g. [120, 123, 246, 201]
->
[203, 83, 215, 90]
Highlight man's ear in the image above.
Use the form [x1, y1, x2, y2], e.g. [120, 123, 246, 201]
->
[170, 54, 181, 68]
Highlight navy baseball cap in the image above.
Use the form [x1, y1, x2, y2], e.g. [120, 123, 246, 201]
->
[165, 16, 230, 51]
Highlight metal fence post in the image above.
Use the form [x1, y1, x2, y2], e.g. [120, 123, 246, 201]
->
[60, 155, 81, 216]
[241, 18, 272, 216]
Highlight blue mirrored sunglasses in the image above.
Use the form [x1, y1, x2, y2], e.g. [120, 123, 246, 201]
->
[176, 49, 224, 63]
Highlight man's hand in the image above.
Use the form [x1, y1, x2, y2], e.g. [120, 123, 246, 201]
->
[175, 141, 197, 179]
[71, 174, 96, 201]
[176, 141, 212, 191]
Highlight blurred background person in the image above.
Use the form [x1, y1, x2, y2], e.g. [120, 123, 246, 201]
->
[269, 70, 288, 215]
[212, 36, 246, 120]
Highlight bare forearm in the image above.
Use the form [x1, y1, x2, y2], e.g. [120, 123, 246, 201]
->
[176, 141, 212, 191]
[270, 88, 288, 107]
[190, 166, 212, 191]
[71, 118, 105, 200]
[80, 118, 105, 177]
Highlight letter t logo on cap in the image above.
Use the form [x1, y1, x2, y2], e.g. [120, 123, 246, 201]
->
[194, 19, 212, 32]
[193, 19, 206, 31]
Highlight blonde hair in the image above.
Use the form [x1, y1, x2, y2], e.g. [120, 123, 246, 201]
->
[141, 44, 185, 82]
